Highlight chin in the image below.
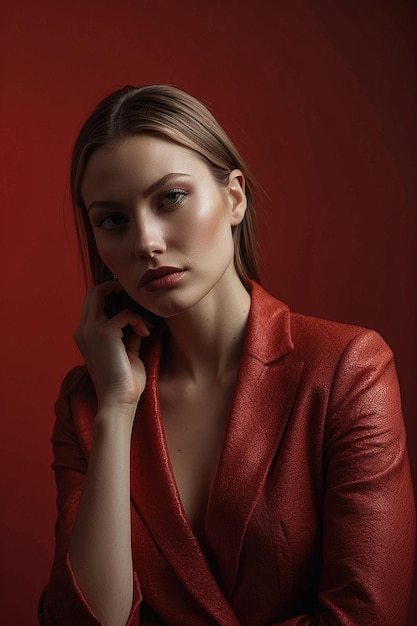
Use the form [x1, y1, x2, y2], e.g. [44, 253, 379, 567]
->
[143, 290, 206, 319]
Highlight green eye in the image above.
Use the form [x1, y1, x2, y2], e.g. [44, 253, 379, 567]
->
[160, 189, 188, 208]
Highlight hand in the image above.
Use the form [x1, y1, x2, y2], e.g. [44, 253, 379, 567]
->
[74, 281, 152, 415]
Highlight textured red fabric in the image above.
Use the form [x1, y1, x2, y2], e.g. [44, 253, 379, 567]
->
[40, 282, 415, 625]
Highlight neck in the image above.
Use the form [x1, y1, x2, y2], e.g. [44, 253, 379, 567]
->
[161, 278, 251, 385]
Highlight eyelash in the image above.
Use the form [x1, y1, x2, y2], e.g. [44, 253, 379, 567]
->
[94, 189, 188, 231]
[158, 188, 188, 209]
[97, 214, 128, 230]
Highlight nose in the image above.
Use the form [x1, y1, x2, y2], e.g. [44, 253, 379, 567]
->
[133, 214, 166, 259]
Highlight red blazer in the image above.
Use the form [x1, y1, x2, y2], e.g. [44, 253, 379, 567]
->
[39, 282, 415, 625]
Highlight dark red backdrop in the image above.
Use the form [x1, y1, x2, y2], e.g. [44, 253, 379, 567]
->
[1, 1, 415, 624]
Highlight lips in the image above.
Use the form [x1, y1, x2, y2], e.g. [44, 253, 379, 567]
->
[139, 266, 185, 292]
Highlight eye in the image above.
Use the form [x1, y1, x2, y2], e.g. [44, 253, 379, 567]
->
[97, 213, 128, 230]
[158, 189, 188, 210]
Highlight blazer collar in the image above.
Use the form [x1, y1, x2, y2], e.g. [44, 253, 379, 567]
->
[129, 282, 302, 617]
[243, 281, 294, 364]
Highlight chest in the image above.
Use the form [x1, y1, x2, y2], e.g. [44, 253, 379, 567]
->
[158, 378, 235, 534]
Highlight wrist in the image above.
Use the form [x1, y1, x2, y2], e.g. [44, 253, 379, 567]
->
[97, 392, 139, 415]
[94, 404, 137, 433]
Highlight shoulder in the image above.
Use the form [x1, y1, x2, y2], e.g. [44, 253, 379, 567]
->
[288, 311, 398, 417]
[56, 365, 95, 408]
[289, 310, 392, 365]
[249, 281, 392, 366]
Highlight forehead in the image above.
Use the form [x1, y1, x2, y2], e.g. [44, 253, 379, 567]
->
[82, 134, 206, 193]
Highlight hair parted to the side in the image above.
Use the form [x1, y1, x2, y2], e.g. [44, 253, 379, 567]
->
[71, 84, 260, 289]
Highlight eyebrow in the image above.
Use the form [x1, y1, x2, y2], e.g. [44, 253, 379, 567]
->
[87, 172, 191, 212]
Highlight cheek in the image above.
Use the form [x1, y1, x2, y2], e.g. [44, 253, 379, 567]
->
[182, 202, 230, 255]
[93, 237, 126, 272]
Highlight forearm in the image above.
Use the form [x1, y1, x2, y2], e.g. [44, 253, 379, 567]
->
[70, 409, 135, 626]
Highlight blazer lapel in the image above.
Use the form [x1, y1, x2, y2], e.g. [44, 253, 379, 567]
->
[204, 355, 303, 598]
[205, 283, 303, 598]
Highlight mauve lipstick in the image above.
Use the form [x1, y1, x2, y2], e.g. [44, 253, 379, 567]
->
[139, 267, 185, 292]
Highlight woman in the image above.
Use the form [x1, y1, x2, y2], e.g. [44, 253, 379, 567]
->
[39, 85, 415, 626]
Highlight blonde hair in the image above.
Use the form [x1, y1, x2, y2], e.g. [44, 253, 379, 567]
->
[71, 85, 259, 288]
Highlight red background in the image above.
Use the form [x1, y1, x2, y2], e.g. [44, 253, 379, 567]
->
[1, 1, 416, 624]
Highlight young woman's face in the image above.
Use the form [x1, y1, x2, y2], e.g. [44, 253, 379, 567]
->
[82, 134, 246, 317]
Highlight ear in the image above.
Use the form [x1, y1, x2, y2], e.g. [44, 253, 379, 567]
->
[227, 169, 247, 226]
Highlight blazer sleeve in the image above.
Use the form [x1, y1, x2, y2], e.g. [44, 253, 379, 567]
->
[274, 330, 416, 625]
[38, 368, 142, 626]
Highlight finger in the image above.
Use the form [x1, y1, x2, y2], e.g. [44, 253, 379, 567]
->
[108, 310, 152, 337]
[125, 327, 145, 356]
[80, 280, 124, 323]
